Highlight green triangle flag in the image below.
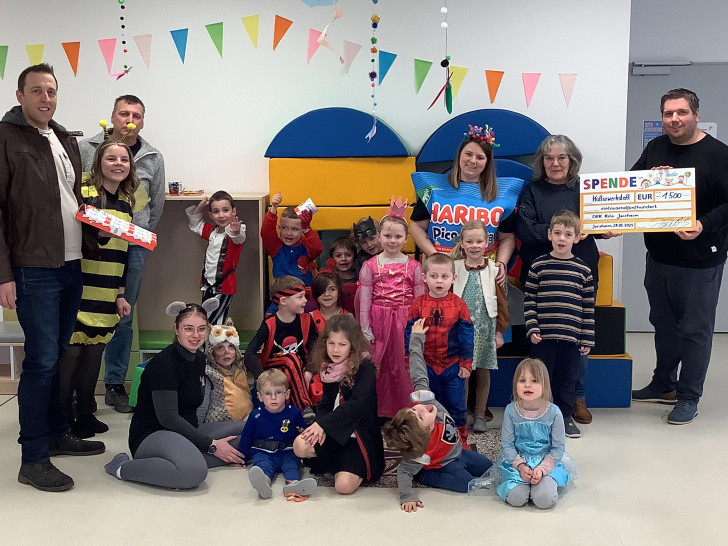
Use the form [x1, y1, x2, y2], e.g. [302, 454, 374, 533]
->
[206, 22, 224, 57]
[414, 59, 432, 94]
[0, 46, 8, 79]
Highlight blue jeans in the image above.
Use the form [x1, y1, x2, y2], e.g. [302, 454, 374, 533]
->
[251, 449, 300, 482]
[644, 255, 723, 402]
[14, 261, 83, 463]
[104, 246, 148, 384]
[531, 339, 581, 419]
[417, 449, 492, 493]
[427, 363, 467, 427]
[574, 353, 588, 400]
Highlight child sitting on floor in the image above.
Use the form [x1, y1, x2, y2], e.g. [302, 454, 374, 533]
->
[239, 369, 317, 500]
[383, 319, 492, 513]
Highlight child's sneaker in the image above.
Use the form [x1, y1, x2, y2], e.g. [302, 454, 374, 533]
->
[410, 390, 435, 404]
[484, 407, 494, 422]
[283, 477, 317, 497]
[249, 466, 273, 499]
[473, 415, 487, 433]
[564, 418, 581, 438]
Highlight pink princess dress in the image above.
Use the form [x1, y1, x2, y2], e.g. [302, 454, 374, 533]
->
[358, 255, 425, 417]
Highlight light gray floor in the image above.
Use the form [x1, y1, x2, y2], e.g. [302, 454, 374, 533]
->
[1, 333, 726, 545]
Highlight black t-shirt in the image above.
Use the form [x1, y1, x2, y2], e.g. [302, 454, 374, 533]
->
[633, 134, 728, 268]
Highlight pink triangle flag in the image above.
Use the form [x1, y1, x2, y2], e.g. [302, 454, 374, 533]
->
[134, 34, 152, 68]
[98, 38, 116, 73]
[307, 29, 322, 63]
[522, 72, 541, 107]
[342, 41, 361, 74]
[559, 73, 577, 107]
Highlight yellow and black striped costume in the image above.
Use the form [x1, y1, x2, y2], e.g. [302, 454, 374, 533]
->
[69, 183, 132, 345]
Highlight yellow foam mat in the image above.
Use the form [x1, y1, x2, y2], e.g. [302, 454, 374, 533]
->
[269, 157, 417, 206]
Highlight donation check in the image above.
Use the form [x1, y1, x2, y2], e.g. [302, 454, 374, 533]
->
[580, 168, 696, 233]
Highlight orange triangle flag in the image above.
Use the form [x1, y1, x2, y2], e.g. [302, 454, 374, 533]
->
[273, 15, 293, 51]
[62, 42, 80, 76]
[485, 70, 504, 104]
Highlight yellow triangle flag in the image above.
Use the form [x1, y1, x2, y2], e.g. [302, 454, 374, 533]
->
[449, 66, 469, 98]
[242, 15, 259, 49]
[25, 44, 45, 65]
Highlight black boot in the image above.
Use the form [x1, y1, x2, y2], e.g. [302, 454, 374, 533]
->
[49, 432, 105, 456]
[18, 461, 74, 492]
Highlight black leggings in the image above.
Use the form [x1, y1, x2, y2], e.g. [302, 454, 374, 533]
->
[59, 343, 106, 421]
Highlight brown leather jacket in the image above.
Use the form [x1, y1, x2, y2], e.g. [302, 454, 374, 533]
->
[0, 106, 90, 284]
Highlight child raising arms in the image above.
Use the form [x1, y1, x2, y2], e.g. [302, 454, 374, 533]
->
[357, 201, 425, 417]
[294, 314, 384, 494]
[497, 358, 572, 509]
[451, 220, 510, 432]
[186, 191, 246, 325]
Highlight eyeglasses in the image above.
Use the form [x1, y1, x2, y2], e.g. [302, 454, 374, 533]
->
[181, 325, 208, 335]
[261, 390, 289, 399]
[544, 155, 569, 164]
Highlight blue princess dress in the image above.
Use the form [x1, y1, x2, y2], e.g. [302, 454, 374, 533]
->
[496, 402, 572, 500]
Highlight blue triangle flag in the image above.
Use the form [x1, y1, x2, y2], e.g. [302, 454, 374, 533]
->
[379, 50, 397, 85]
[170, 28, 189, 63]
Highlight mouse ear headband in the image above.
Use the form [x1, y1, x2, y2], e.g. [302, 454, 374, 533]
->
[165, 299, 220, 318]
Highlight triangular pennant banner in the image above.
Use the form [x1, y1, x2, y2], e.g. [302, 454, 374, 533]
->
[134, 34, 152, 68]
[342, 41, 361, 74]
[414, 59, 432, 94]
[97, 38, 116, 73]
[559, 73, 577, 107]
[449, 66, 468, 98]
[485, 70, 504, 104]
[241, 15, 259, 49]
[0, 46, 8, 80]
[273, 15, 293, 51]
[378, 51, 397, 85]
[61, 42, 80, 76]
[170, 29, 188, 63]
[205, 22, 224, 58]
[522, 72, 541, 107]
[25, 44, 44, 66]
[307, 29, 322, 63]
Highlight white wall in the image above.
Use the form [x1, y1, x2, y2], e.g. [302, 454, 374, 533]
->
[0, 0, 631, 292]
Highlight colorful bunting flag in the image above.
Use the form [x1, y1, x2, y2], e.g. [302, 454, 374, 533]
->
[0, 46, 8, 79]
[273, 15, 293, 51]
[414, 59, 432, 94]
[97, 39, 116, 73]
[241, 15, 259, 49]
[522, 72, 541, 107]
[134, 34, 152, 68]
[62, 42, 80, 76]
[378, 50, 396, 84]
[205, 22, 224, 58]
[559, 73, 577, 107]
[170, 29, 188, 63]
[342, 41, 361, 74]
[25, 44, 44, 66]
[307, 29, 322, 63]
[449, 65, 468, 97]
[485, 70, 504, 104]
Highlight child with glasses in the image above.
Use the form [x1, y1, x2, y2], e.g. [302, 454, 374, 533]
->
[239, 369, 317, 500]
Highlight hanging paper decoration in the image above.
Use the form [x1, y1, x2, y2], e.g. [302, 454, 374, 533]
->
[316, 3, 344, 63]
[378, 51, 396, 84]
[365, 6, 380, 142]
[134, 34, 152, 68]
[307, 29, 322, 63]
[206, 22, 224, 57]
[25, 44, 44, 66]
[0, 46, 8, 80]
[273, 15, 293, 51]
[485, 70, 504, 104]
[559, 73, 577, 107]
[448, 65, 468, 97]
[414, 59, 432, 94]
[300, 0, 339, 6]
[62, 42, 80, 76]
[428, 5, 452, 113]
[170, 29, 188, 63]
[114, 0, 133, 73]
[241, 15, 259, 49]
[522, 72, 541, 107]
[342, 40, 361, 74]
[98, 39, 116, 73]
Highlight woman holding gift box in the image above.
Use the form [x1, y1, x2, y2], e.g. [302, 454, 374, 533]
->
[58, 140, 139, 439]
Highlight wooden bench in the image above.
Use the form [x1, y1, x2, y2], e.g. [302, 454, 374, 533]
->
[0, 322, 25, 380]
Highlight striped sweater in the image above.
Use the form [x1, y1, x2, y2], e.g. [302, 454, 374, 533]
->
[523, 253, 595, 347]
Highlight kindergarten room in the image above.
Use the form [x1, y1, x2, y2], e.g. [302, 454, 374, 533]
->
[1, 0, 727, 544]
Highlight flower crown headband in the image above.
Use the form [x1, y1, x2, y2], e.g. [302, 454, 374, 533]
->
[464, 124, 499, 147]
[99, 119, 137, 144]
